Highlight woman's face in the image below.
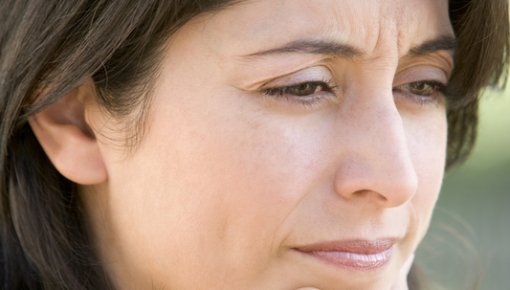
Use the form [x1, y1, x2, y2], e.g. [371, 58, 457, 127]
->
[83, 0, 454, 289]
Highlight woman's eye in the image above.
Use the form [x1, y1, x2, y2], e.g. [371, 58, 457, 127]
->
[261, 81, 337, 107]
[394, 80, 447, 105]
[264, 81, 333, 97]
[407, 81, 443, 96]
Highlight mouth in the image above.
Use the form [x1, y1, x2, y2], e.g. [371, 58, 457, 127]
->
[293, 239, 395, 271]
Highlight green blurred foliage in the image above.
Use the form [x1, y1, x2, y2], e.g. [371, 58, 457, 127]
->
[418, 85, 510, 290]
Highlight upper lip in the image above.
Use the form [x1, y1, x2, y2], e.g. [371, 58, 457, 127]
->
[294, 238, 396, 255]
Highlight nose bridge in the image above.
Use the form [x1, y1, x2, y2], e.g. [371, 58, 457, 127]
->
[334, 82, 418, 208]
[365, 97, 415, 178]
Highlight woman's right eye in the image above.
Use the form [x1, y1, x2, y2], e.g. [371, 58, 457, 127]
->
[263, 81, 330, 96]
[261, 81, 337, 107]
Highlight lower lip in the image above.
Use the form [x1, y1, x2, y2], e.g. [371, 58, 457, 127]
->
[297, 246, 394, 271]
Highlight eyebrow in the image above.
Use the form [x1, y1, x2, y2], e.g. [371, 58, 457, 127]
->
[245, 39, 363, 58]
[409, 35, 457, 56]
[243, 35, 457, 59]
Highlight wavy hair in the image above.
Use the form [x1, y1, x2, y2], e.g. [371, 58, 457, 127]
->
[0, 0, 508, 289]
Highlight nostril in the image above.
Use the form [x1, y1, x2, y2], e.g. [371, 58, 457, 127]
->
[383, 169, 418, 207]
[351, 189, 388, 202]
[333, 157, 419, 208]
[331, 98, 419, 208]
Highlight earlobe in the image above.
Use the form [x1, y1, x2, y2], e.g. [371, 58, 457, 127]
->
[28, 80, 108, 185]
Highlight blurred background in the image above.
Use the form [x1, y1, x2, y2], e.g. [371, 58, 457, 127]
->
[417, 85, 510, 289]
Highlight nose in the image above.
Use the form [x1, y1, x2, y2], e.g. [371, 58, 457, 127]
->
[332, 86, 418, 208]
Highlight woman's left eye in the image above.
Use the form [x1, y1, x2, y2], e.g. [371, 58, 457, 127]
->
[394, 80, 447, 105]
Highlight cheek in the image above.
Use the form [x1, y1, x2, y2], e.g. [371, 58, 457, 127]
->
[104, 86, 326, 285]
[406, 109, 447, 237]
[146, 93, 323, 246]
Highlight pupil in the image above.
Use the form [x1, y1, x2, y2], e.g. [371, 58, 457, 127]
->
[293, 83, 317, 96]
[412, 82, 432, 94]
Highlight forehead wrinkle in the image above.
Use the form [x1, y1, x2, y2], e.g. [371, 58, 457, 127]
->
[201, 0, 453, 64]
[345, 1, 405, 62]
[362, 13, 399, 66]
[369, 0, 448, 60]
[394, 2, 410, 57]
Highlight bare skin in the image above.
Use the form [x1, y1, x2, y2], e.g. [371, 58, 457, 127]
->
[30, 0, 454, 289]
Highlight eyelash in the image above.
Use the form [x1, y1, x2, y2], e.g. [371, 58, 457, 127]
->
[393, 80, 447, 106]
[261, 80, 447, 108]
[261, 80, 338, 107]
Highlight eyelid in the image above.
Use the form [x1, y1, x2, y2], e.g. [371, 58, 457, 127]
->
[394, 66, 449, 87]
[261, 65, 334, 88]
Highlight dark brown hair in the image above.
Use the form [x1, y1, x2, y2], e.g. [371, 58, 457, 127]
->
[0, 0, 508, 289]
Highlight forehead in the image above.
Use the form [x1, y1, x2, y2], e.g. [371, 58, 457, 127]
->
[197, 0, 453, 58]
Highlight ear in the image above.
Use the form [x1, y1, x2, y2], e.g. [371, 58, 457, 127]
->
[28, 79, 107, 185]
